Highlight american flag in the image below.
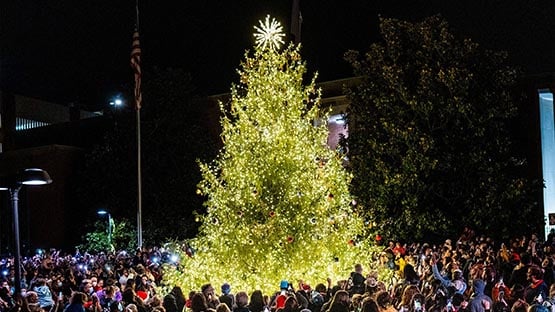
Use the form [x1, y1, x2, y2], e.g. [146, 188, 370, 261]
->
[130, 30, 142, 110]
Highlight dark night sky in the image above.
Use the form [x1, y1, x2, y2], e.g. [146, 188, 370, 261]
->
[2, 1, 555, 111]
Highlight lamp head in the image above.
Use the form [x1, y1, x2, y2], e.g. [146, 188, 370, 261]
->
[19, 168, 52, 186]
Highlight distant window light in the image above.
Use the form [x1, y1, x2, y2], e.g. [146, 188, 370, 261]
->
[15, 118, 51, 131]
[327, 114, 348, 151]
[329, 114, 345, 125]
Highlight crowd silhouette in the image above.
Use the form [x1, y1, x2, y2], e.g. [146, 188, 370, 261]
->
[1, 229, 555, 312]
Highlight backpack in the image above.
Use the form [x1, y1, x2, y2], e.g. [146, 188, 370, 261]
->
[311, 291, 324, 306]
[276, 294, 288, 309]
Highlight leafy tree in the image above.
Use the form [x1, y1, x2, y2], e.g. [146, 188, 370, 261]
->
[163, 16, 371, 294]
[74, 67, 218, 245]
[344, 16, 541, 241]
[78, 219, 136, 253]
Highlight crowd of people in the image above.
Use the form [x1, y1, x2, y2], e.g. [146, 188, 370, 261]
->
[2, 229, 555, 312]
[0, 248, 165, 312]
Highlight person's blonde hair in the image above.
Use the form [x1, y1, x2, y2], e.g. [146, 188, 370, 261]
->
[550, 284, 555, 299]
[126, 304, 139, 312]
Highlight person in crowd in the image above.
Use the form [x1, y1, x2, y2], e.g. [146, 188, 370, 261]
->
[449, 293, 467, 312]
[314, 283, 331, 305]
[99, 285, 118, 311]
[135, 277, 150, 302]
[364, 273, 380, 298]
[80, 279, 95, 299]
[248, 290, 266, 312]
[523, 265, 548, 304]
[351, 294, 363, 312]
[509, 254, 532, 289]
[397, 285, 420, 312]
[92, 278, 102, 293]
[295, 283, 312, 311]
[234, 292, 250, 312]
[163, 286, 186, 312]
[217, 303, 232, 312]
[271, 281, 291, 311]
[147, 295, 164, 312]
[163, 292, 178, 312]
[325, 290, 349, 312]
[375, 291, 396, 312]
[482, 265, 498, 299]
[541, 258, 555, 289]
[191, 292, 211, 312]
[403, 264, 420, 287]
[64, 292, 88, 312]
[432, 254, 467, 295]
[25, 291, 40, 307]
[510, 299, 528, 312]
[219, 284, 234, 310]
[348, 265, 366, 296]
[201, 284, 219, 310]
[308, 284, 326, 312]
[126, 304, 139, 312]
[361, 298, 379, 312]
[98, 281, 123, 304]
[33, 278, 55, 311]
[122, 288, 148, 312]
[470, 279, 493, 312]
[279, 296, 299, 312]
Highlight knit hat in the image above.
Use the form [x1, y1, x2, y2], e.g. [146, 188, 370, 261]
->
[221, 283, 231, 295]
[280, 280, 289, 290]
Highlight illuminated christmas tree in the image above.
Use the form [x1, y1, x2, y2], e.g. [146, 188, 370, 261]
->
[164, 16, 370, 294]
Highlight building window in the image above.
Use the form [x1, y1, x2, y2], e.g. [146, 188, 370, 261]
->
[15, 118, 50, 131]
[327, 114, 348, 151]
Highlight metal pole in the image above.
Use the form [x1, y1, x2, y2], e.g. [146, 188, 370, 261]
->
[107, 213, 113, 251]
[10, 186, 22, 296]
[134, 0, 143, 250]
[291, 0, 302, 44]
[135, 0, 140, 30]
[136, 109, 142, 249]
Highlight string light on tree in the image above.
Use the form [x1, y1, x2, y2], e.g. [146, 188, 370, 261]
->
[162, 15, 374, 295]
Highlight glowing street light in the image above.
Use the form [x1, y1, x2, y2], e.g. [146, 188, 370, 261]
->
[109, 98, 124, 107]
[97, 209, 114, 252]
[0, 168, 52, 296]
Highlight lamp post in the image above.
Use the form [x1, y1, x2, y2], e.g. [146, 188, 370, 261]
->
[97, 209, 113, 252]
[1, 168, 52, 296]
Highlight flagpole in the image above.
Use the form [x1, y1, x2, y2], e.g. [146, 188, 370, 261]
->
[136, 103, 143, 249]
[135, 0, 143, 249]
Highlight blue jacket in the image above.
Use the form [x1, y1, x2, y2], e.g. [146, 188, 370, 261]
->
[34, 285, 55, 308]
[470, 279, 493, 312]
[432, 264, 467, 294]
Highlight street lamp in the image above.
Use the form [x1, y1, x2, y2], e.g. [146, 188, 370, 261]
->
[97, 209, 113, 252]
[109, 97, 124, 107]
[0, 168, 52, 296]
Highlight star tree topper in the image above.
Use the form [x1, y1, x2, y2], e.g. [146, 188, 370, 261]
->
[254, 15, 285, 51]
